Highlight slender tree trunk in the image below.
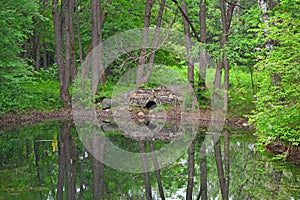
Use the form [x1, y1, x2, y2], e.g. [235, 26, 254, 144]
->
[214, 139, 227, 200]
[141, 0, 166, 85]
[136, 0, 153, 88]
[223, 57, 229, 111]
[65, 0, 73, 85]
[35, 32, 41, 70]
[198, 0, 207, 93]
[181, 0, 195, 88]
[91, 155, 104, 200]
[223, 131, 230, 198]
[139, 141, 152, 200]
[68, 0, 77, 82]
[62, 123, 77, 200]
[79, 148, 86, 200]
[186, 138, 196, 200]
[56, 125, 66, 200]
[213, 0, 235, 110]
[52, 0, 71, 106]
[75, 0, 83, 67]
[43, 41, 47, 69]
[198, 138, 208, 200]
[149, 142, 165, 200]
[171, 0, 200, 42]
[42, 0, 49, 69]
[91, 0, 106, 93]
[90, 130, 105, 200]
[33, 140, 43, 200]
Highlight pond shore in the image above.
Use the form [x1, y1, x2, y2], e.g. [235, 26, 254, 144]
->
[0, 108, 250, 131]
[1, 108, 299, 163]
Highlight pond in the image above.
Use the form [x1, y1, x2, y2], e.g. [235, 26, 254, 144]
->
[1, 121, 300, 200]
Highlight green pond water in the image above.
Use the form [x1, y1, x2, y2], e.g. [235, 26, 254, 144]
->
[0, 121, 300, 200]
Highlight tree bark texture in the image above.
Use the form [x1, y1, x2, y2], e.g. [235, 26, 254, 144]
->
[180, 0, 194, 89]
[149, 141, 165, 200]
[136, 0, 154, 88]
[214, 139, 227, 200]
[66, 0, 77, 82]
[56, 123, 77, 200]
[198, 0, 207, 95]
[139, 141, 153, 200]
[141, 0, 166, 85]
[186, 138, 196, 200]
[91, 0, 106, 93]
[52, 0, 71, 106]
[213, 0, 235, 111]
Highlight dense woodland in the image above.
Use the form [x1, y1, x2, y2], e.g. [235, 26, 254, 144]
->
[0, 0, 299, 159]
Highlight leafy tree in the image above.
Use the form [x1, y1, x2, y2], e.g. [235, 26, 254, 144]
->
[0, 0, 39, 65]
[250, 0, 300, 156]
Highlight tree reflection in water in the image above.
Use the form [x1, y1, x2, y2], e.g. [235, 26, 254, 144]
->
[53, 122, 282, 200]
[55, 121, 231, 200]
[56, 122, 78, 200]
[1, 121, 300, 200]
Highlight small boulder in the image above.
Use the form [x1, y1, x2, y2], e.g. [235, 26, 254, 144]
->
[137, 111, 145, 117]
[102, 98, 118, 110]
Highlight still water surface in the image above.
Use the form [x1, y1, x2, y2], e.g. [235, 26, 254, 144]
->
[1, 121, 300, 200]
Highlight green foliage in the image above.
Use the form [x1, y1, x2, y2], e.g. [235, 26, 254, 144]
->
[0, 63, 62, 115]
[228, 66, 254, 116]
[250, 1, 300, 152]
[0, 0, 39, 64]
[227, 5, 262, 69]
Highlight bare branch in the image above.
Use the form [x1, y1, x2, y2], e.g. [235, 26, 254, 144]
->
[224, 0, 245, 10]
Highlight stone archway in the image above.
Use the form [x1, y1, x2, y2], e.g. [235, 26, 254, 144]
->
[145, 100, 157, 110]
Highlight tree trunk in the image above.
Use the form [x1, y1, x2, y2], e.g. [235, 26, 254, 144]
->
[199, 142, 208, 200]
[42, 0, 49, 69]
[141, 0, 166, 85]
[136, 0, 153, 88]
[139, 141, 152, 200]
[91, 0, 106, 93]
[79, 148, 86, 200]
[75, 0, 83, 67]
[198, 0, 207, 97]
[181, 0, 194, 88]
[43, 41, 47, 69]
[52, 0, 71, 106]
[186, 138, 196, 200]
[89, 129, 105, 200]
[62, 123, 77, 200]
[56, 126, 66, 200]
[67, 0, 77, 82]
[213, 0, 235, 110]
[224, 131, 230, 199]
[35, 32, 41, 70]
[214, 139, 227, 200]
[65, 0, 73, 84]
[91, 155, 104, 200]
[149, 141, 165, 200]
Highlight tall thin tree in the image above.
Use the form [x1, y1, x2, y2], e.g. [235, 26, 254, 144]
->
[198, 0, 207, 95]
[213, 0, 235, 110]
[136, 0, 154, 88]
[181, 0, 195, 89]
[91, 0, 107, 93]
[52, 0, 71, 106]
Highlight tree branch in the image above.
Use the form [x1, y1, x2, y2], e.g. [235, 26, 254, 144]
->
[224, 0, 245, 10]
[100, 0, 111, 29]
[171, 0, 201, 42]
